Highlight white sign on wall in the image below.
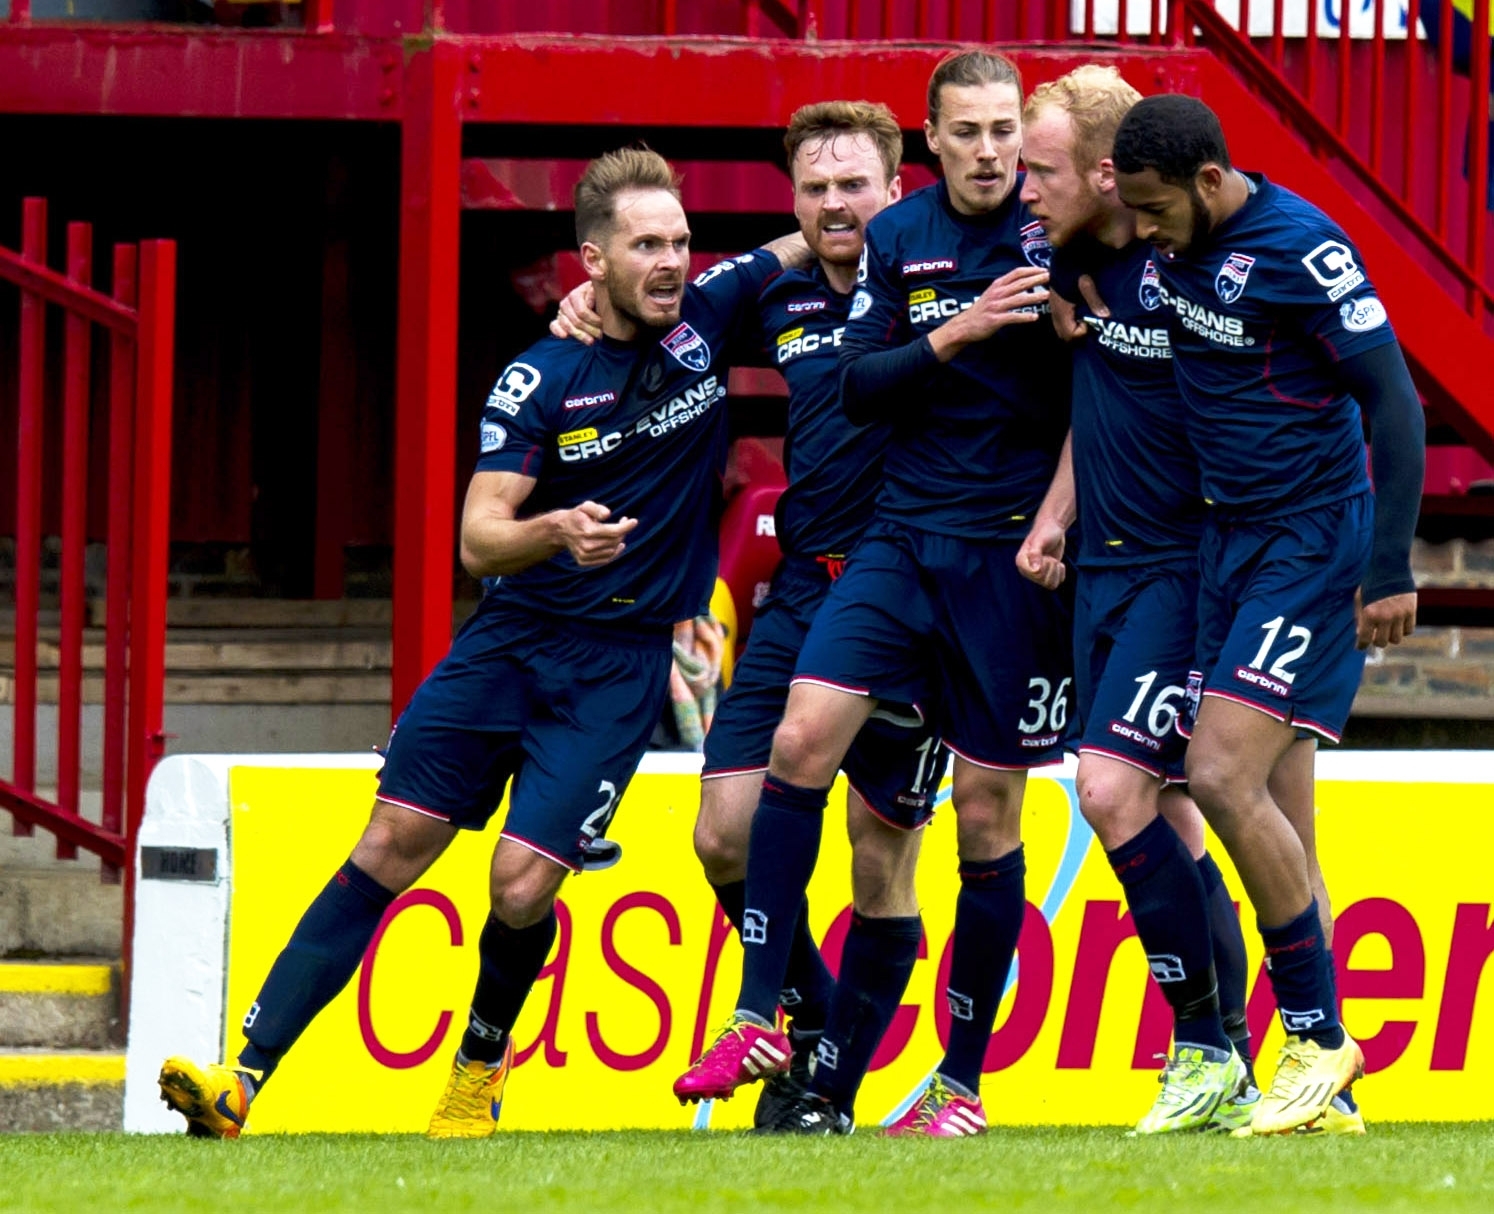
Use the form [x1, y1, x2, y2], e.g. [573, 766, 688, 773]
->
[1073, 1, 1417, 39]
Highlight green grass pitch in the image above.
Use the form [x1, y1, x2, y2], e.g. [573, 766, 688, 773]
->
[2, 1126, 1492, 1212]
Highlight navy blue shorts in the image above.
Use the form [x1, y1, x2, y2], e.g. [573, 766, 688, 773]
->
[1193, 493, 1371, 743]
[793, 521, 1073, 769]
[1074, 560, 1198, 782]
[377, 599, 672, 871]
[703, 557, 946, 829]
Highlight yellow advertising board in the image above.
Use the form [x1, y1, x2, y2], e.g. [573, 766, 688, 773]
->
[224, 757, 1494, 1132]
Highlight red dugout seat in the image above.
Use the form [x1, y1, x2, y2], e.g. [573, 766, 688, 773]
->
[716, 480, 784, 654]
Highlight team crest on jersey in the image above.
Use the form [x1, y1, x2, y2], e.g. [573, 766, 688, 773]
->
[786, 297, 827, 315]
[661, 322, 711, 372]
[1138, 259, 1163, 311]
[1020, 221, 1053, 269]
[1214, 252, 1256, 304]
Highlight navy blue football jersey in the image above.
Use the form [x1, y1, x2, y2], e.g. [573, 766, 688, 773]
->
[1153, 174, 1396, 517]
[758, 265, 890, 558]
[840, 179, 1072, 538]
[1050, 236, 1203, 566]
[475, 249, 781, 627]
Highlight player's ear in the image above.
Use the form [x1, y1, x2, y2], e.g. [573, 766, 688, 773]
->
[1094, 156, 1117, 195]
[923, 118, 940, 158]
[580, 240, 607, 283]
[887, 172, 903, 203]
[1195, 162, 1227, 200]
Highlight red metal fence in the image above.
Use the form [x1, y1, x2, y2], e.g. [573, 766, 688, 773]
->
[1148, 1, 1493, 330]
[0, 198, 175, 896]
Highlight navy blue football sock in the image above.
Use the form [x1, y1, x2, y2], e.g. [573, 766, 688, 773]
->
[1107, 816, 1230, 1053]
[714, 877, 832, 1032]
[1260, 900, 1344, 1049]
[238, 859, 395, 1081]
[780, 899, 835, 1033]
[808, 913, 921, 1116]
[1197, 850, 1253, 1077]
[735, 777, 829, 1021]
[460, 909, 559, 1064]
[939, 847, 1025, 1094]
[710, 879, 746, 934]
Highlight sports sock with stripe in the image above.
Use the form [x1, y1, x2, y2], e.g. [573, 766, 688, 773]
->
[808, 913, 921, 1116]
[238, 859, 396, 1082]
[938, 846, 1025, 1094]
[735, 776, 830, 1021]
[1260, 899, 1345, 1049]
[1107, 815, 1231, 1053]
[459, 909, 559, 1064]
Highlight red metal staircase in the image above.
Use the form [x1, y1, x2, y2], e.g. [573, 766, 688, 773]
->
[1, 0, 1492, 689]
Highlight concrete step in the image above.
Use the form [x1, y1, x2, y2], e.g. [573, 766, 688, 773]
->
[0, 866, 123, 958]
[0, 1049, 124, 1132]
[0, 597, 477, 631]
[0, 962, 121, 1049]
[0, 669, 393, 705]
[0, 627, 393, 672]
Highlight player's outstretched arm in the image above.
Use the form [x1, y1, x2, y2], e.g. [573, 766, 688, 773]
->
[551, 282, 602, 345]
[927, 265, 1049, 363]
[460, 470, 637, 578]
[1016, 430, 1075, 590]
[1337, 342, 1425, 648]
[760, 230, 814, 271]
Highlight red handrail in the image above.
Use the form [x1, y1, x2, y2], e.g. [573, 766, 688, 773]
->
[1175, 0, 1494, 318]
[0, 199, 175, 900]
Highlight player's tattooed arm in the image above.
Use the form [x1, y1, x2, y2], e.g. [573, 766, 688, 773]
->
[459, 470, 638, 577]
[1016, 430, 1075, 590]
[927, 266, 1050, 362]
[760, 230, 814, 271]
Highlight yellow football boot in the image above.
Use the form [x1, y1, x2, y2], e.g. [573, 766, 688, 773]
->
[427, 1039, 516, 1139]
[1250, 1034, 1364, 1135]
[158, 1056, 255, 1139]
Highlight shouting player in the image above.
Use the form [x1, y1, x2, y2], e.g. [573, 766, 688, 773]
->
[674, 50, 1073, 1137]
[1015, 64, 1256, 1133]
[556, 102, 949, 1134]
[157, 148, 810, 1139]
[1112, 95, 1424, 1135]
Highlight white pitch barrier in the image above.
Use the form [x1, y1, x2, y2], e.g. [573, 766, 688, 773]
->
[123, 754, 382, 1133]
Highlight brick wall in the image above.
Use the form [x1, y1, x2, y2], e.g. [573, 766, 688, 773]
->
[1356, 538, 1494, 721]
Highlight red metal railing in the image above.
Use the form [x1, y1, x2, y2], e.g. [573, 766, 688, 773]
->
[0, 197, 175, 889]
[1147, 1, 1494, 326]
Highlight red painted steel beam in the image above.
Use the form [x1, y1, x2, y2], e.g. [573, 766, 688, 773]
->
[12, 199, 45, 824]
[0, 780, 127, 870]
[127, 241, 175, 839]
[0, 28, 1196, 123]
[101, 244, 137, 887]
[457, 39, 1197, 126]
[1197, 57, 1494, 465]
[123, 239, 176, 997]
[0, 244, 138, 333]
[0, 28, 402, 119]
[56, 221, 94, 862]
[391, 42, 464, 717]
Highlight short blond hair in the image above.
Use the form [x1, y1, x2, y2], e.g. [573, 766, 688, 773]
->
[1024, 64, 1142, 171]
[784, 100, 903, 186]
[574, 147, 683, 246]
